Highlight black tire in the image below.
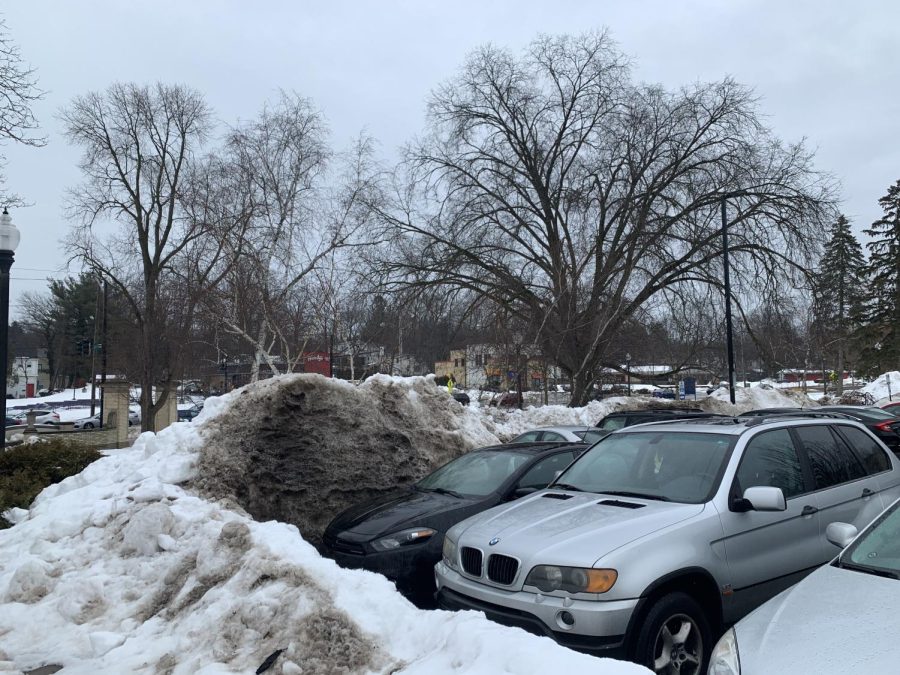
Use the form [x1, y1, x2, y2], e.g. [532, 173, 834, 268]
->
[634, 591, 711, 675]
[84, 422, 94, 429]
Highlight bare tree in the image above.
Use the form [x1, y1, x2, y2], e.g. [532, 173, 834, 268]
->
[205, 94, 381, 379]
[376, 31, 834, 405]
[62, 82, 248, 430]
[0, 18, 44, 201]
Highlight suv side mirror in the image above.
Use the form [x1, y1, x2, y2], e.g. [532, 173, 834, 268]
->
[740, 486, 787, 512]
[826, 522, 858, 549]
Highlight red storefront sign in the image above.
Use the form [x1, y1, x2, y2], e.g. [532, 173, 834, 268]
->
[303, 351, 331, 376]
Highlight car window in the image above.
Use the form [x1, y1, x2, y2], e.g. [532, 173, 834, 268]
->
[542, 431, 566, 442]
[581, 430, 609, 444]
[513, 431, 541, 443]
[735, 429, 805, 499]
[598, 416, 627, 431]
[554, 431, 734, 503]
[794, 425, 866, 489]
[416, 450, 532, 497]
[516, 451, 579, 490]
[836, 425, 892, 475]
[843, 500, 900, 575]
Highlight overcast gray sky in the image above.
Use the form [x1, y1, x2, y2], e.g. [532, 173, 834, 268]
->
[2, 0, 897, 314]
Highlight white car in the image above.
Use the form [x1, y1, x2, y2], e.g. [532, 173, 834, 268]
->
[74, 413, 101, 429]
[12, 409, 60, 425]
[711, 499, 900, 673]
[509, 425, 597, 443]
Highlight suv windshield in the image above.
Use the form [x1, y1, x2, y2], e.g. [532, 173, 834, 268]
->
[553, 431, 734, 503]
[841, 500, 900, 578]
[416, 450, 531, 497]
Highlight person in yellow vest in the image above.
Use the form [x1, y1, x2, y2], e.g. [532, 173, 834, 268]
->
[447, 375, 455, 395]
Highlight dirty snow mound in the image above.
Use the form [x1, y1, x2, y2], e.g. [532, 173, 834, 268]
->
[195, 374, 501, 547]
[0, 403, 645, 675]
[702, 384, 818, 415]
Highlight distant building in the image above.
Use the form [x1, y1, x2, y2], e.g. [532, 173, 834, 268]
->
[8, 355, 50, 398]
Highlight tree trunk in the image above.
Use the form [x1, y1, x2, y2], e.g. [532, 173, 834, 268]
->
[836, 345, 845, 396]
[569, 368, 596, 407]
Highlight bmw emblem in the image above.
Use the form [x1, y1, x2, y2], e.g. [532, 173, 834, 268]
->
[489, 537, 501, 546]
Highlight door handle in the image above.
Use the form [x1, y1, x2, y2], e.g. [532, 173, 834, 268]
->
[862, 488, 874, 498]
[801, 505, 818, 516]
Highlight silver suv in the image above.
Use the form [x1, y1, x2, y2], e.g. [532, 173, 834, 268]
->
[435, 416, 900, 674]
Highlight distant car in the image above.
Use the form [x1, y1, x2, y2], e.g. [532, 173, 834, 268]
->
[595, 408, 725, 435]
[712, 497, 900, 673]
[74, 413, 101, 430]
[881, 401, 900, 416]
[12, 409, 60, 425]
[128, 410, 140, 426]
[489, 392, 523, 408]
[4, 416, 19, 428]
[177, 408, 200, 422]
[510, 425, 596, 443]
[451, 392, 470, 406]
[652, 390, 677, 399]
[323, 440, 588, 605]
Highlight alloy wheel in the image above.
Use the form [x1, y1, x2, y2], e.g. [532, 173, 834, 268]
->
[652, 612, 702, 674]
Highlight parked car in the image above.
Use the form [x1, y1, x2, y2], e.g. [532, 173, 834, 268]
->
[436, 415, 900, 673]
[12, 409, 60, 425]
[323, 440, 588, 605]
[489, 392, 523, 408]
[128, 409, 140, 426]
[595, 407, 724, 436]
[880, 400, 900, 416]
[510, 425, 596, 443]
[74, 413, 101, 429]
[711, 497, 900, 673]
[813, 405, 900, 453]
[177, 407, 200, 422]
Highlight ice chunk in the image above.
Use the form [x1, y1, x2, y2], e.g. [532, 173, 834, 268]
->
[122, 503, 174, 555]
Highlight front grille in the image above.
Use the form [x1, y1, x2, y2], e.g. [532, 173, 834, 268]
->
[487, 554, 519, 585]
[323, 533, 365, 556]
[461, 546, 483, 577]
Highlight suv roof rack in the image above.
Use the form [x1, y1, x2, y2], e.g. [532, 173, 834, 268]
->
[743, 411, 856, 426]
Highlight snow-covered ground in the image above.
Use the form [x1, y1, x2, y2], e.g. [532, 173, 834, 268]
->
[0, 379, 647, 675]
[862, 371, 900, 403]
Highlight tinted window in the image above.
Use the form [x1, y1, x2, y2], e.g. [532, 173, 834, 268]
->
[542, 432, 566, 442]
[513, 431, 541, 443]
[736, 429, 805, 498]
[598, 416, 627, 431]
[517, 452, 578, 490]
[795, 425, 866, 489]
[837, 425, 891, 475]
[417, 450, 531, 496]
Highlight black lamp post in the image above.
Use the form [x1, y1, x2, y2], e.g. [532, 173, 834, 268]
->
[0, 208, 21, 450]
[720, 197, 737, 405]
[625, 352, 632, 396]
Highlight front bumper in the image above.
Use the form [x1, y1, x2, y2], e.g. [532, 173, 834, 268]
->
[324, 535, 443, 598]
[435, 561, 635, 656]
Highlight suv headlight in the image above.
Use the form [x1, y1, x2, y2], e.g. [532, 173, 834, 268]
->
[442, 535, 458, 569]
[370, 527, 436, 552]
[709, 627, 741, 675]
[524, 565, 617, 594]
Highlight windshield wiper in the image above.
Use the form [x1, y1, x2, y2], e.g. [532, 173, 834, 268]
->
[427, 487, 465, 498]
[551, 483, 584, 492]
[601, 490, 671, 502]
[836, 559, 900, 579]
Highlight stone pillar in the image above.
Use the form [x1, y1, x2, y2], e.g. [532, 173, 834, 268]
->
[99, 380, 131, 448]
[153, 385, 178, 432]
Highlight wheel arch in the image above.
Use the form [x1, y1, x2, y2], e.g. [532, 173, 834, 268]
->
[625, 566, 724, 657]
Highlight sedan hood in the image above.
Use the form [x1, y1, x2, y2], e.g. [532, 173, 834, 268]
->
[327, 488, 481, 539]
[456, 490, 704, 567]
[736, 563, 900, 673]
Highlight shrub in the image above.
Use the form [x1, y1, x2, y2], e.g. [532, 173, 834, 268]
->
[0, 438, 102, 528]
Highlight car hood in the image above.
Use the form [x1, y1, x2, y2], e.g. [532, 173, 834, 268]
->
[736, 562, 900, 673]
[455, 490, 704, 567]
[327, 488, 483, 539]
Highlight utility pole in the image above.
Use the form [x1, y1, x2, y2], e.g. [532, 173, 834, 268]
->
[99, 280, 108, 428]
[90, 279, 101, 416]
[721, 197, 737, 405]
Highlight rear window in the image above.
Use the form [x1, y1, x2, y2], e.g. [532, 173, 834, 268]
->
[837, 425, 892, 475]
[598, 416, 627, 431]
[794, 425, 867, 489]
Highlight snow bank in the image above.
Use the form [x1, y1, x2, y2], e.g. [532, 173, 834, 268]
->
[0, 395, 646, 675]
[702, 383, 816, 414]
[194, 374, 502, 548]
[862, 371, 900, 403]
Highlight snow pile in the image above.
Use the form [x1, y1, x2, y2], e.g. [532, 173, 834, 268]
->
[862, 372, 900, 402]
[0, 392, 646, 674]
[703, 384, 817, 414]
[482, 397, 640, 439]
[195, 374, 501, 548]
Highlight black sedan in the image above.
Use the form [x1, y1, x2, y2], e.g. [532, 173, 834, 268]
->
[322, 440, 587, 605]
[816, 405, 900, 452]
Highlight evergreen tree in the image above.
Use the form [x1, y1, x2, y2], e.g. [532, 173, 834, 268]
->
[815, 214, 866, 393]
[859, 180, 900, 374]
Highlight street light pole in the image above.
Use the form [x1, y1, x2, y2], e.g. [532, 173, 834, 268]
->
[721, 197, 737, 405]
[0, 208, 20, 450]
[625, 352, 632, 396]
